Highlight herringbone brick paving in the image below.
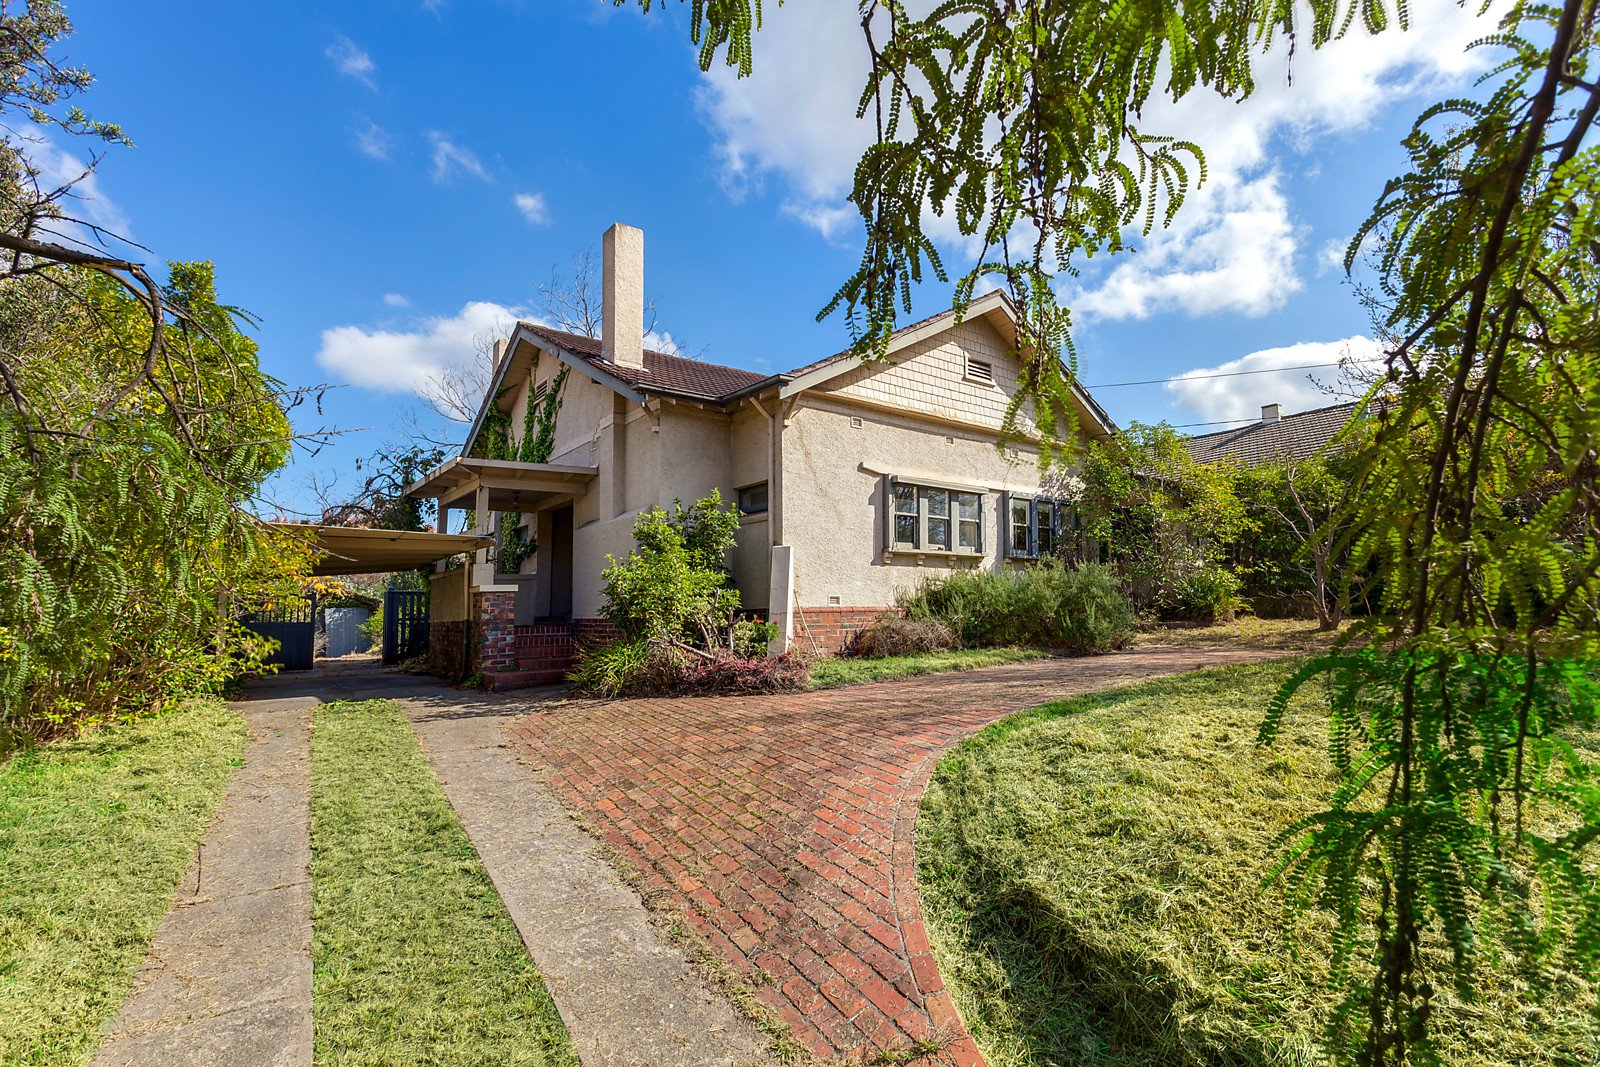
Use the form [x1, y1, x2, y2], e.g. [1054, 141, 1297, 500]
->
[510, 645, 1285, 1065]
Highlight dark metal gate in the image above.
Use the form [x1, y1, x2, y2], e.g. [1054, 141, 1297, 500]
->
[382, 589, 429, 664]
[242, 594, 316, 671]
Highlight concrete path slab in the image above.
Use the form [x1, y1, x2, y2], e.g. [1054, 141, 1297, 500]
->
[399, 689, 774, 1067]
[94, 693, 314, 1067]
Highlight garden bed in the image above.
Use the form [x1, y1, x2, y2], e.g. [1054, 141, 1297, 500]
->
[916, 660, 1597, 1065]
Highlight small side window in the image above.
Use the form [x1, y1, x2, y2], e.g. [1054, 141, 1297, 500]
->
[737, 483, 769, 515]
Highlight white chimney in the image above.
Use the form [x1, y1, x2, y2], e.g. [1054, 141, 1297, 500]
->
[601, 222, 645, 369]
[1261, 402, 1282, 423]
[492, 338, 509, 369]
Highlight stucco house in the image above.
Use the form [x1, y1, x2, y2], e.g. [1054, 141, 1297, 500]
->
[408, 223, 1118, 686]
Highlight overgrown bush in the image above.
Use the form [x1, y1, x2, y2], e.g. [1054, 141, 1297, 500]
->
[568, 637, 807, 698]
[577, 493, 801, 697]
[599, 492, 742, 644]
[901, 562, 1135, 654]
[849, 617, 956, 658]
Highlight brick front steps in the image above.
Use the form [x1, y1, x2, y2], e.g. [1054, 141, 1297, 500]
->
[485, 624, 574, 691]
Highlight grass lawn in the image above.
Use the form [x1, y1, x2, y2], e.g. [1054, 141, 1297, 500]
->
[311, 699, 577, 1066]
[809, 647, 1047, 689]
[1136, 615, 1344, 653]
[917, 659, 1597, 1066]
[0, 700, 247, 1066]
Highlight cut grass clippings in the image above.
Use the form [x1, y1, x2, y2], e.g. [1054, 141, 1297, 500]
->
[809, 647, 1047, 689]
[917, 659, 1598, 1066]
[311, 699, 577, 1067]
[0, 699, 247, 1066]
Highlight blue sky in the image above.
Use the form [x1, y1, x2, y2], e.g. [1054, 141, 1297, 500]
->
[50, 0, 1500, 515]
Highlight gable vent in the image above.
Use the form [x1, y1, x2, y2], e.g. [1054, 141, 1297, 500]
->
[966, 357, 995, 384]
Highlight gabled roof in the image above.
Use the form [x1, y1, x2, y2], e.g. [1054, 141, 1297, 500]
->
[459, 289, 1118, 456]
[1184, 400, 1359, 466]
[778, 289, 1117, 440]
[521, 324, 768, 400]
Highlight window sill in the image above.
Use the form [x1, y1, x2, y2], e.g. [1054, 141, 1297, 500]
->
[884, 548, 983, 563]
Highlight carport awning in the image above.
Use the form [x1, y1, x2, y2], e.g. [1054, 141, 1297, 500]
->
[270, 523, 492, 576]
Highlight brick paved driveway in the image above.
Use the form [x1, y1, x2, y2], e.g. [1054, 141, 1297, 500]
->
[510, 645, 1285, 1065]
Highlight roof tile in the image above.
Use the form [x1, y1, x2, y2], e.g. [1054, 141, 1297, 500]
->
[521, 324, 769, 400]
[1184, 401, 1359, 465]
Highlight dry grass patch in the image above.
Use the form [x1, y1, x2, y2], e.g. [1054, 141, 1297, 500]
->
[917, 660, 1597, 1066]
[0, 700, 246, 1066]
[1136, 616, 1345, 654]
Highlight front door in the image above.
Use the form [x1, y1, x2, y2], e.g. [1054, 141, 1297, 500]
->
[548, 505, 574, 620]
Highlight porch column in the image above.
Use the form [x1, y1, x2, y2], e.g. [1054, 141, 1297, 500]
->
[767, 545, 795, 657]
[474, 485, 489, 568]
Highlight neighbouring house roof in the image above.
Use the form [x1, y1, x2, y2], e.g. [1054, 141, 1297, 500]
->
[1184, 400, 1360, 466]
[520, 324, 768, 400]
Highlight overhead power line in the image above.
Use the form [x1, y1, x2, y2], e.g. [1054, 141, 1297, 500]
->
[1081, 357, 1383, 390]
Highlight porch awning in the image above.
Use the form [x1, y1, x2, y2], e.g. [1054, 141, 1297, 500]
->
[405, 457, 598, 514]
[270, 523, 492, 576]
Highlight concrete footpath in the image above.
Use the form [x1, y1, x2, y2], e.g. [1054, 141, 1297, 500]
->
[93, 660, 772, 1067]
[400, 688, 773, 1067]
[94, 691, 315, 1067]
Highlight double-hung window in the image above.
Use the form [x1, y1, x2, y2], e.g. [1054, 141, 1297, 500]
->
[1005, 493, 1084, 560]
[888, 479, 983, 554]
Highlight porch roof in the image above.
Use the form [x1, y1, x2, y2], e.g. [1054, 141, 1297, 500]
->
[405, 457, 598, 514]
[270, 523, 492, 576]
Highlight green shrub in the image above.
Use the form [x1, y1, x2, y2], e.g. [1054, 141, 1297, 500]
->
[566, 639, 653, 698]
[1168, 564, 1242, 625]
[729, 619, 780, 658]
[849, 617, 957, 658]
[902, 562, 1135, 654]
[599, 492, 742, 643]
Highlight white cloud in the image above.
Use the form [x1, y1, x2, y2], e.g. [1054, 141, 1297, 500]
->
[326, 35, 377, 89]
[695, 0, 1500, 314]
[1070, 0, 1499, 320]
[1074, 174, 1299, 319]
[1165, 335, 1383, 423]
[382, 293, 410, 308]
[317, 301, 521, 401]
[427, 131, 489, 183]
[354, 118, 392, 161]
[513, 192, 550, 225]
[19, 134, 132, 248]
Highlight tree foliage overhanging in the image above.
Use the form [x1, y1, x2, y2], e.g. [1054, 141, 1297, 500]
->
[637, 0, 1600, 1061]
[0, 3, 309, 745]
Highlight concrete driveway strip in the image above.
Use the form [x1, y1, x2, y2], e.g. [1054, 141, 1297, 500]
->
[94, 693, 314, 1067]
[400, 690, 774, 1067]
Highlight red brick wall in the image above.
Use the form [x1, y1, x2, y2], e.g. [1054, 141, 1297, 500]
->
[429, 620, 468, 680]
[792, 605, 901, 656]
[474, 591, 518, 673]
[573, 617, 623, 651]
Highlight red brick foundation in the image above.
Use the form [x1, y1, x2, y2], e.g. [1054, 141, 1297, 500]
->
[574, 617, 623, 651]
[430, 620, 468, 680]
[792, 606, 901, 655]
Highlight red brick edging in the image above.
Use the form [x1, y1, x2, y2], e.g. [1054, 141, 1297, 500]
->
[509, 648, 1283, 1063]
